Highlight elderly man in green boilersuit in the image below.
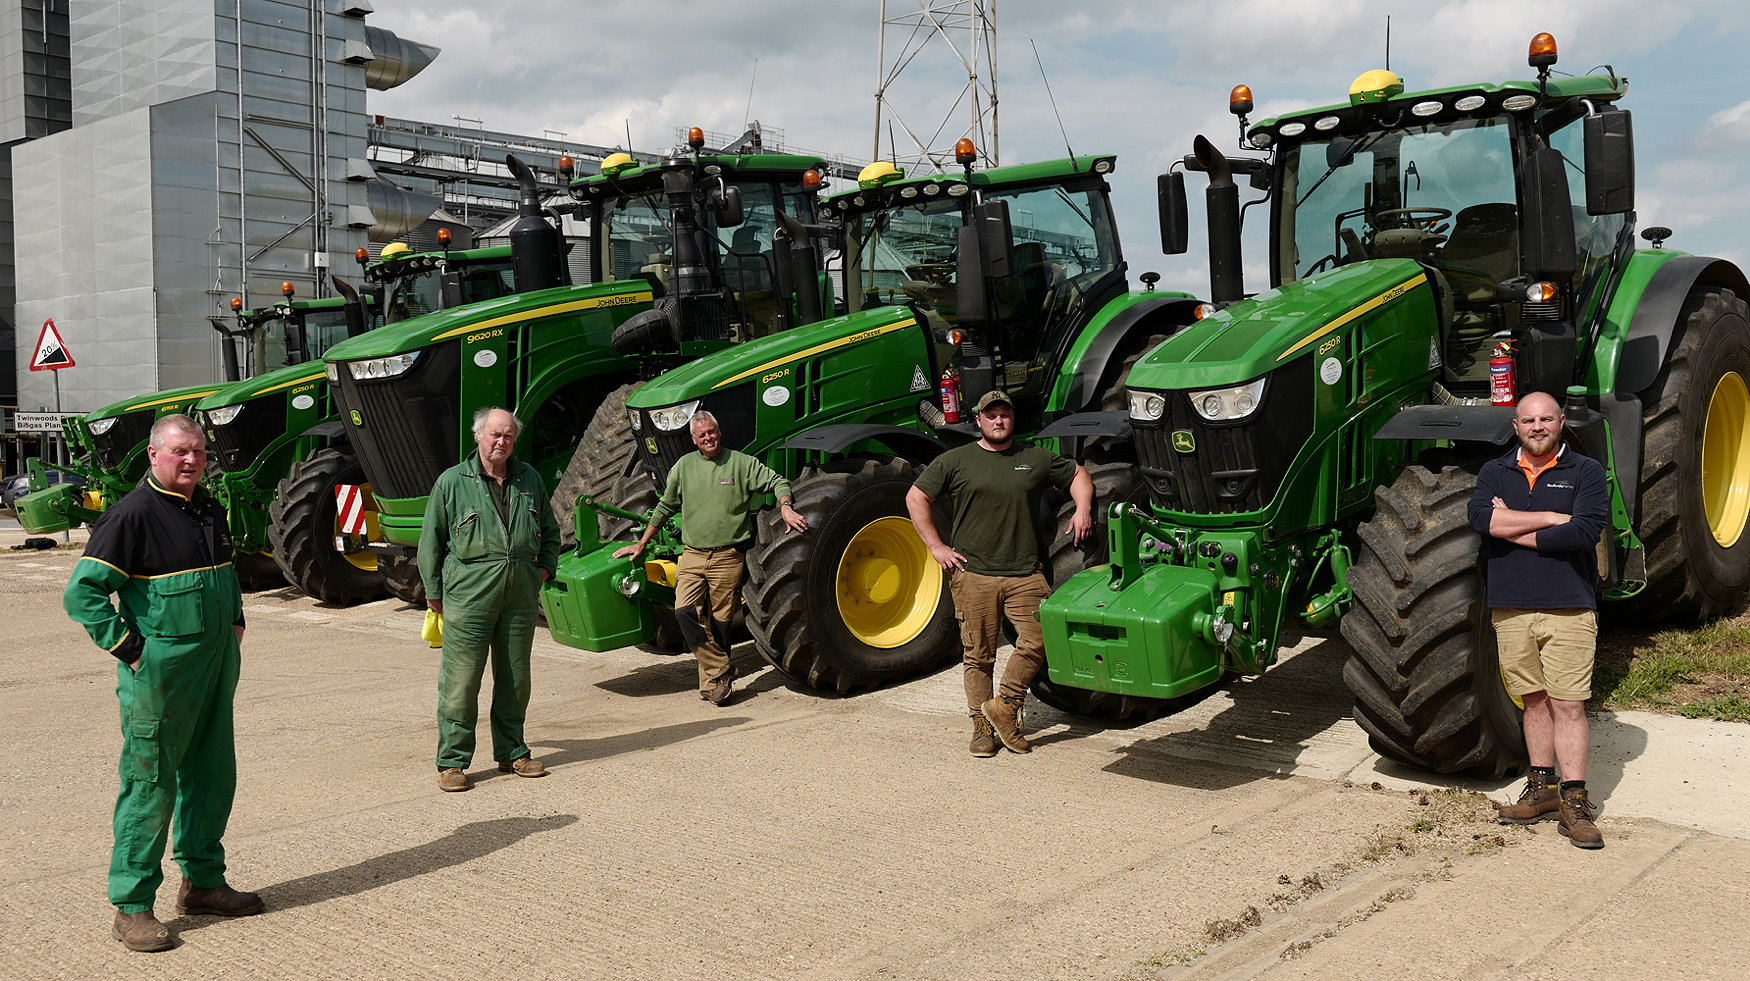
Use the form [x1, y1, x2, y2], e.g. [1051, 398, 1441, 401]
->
[420, 406, 561, 793]
[64, 414, 261, 953]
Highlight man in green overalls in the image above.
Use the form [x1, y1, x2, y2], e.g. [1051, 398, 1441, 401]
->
[420, 407, 561, 792]
[64, 414, 261, 952]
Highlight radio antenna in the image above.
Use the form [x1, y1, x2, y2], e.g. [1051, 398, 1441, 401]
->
[1032, 39, 1075, 163]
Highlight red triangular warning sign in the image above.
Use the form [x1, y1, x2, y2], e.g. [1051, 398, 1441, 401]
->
[30, 319, 74, 371]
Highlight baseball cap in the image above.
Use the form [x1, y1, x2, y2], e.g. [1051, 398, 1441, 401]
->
[973, 390, 1013, 414]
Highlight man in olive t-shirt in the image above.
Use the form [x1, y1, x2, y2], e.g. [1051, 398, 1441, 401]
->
[616, 411, 808, 704]
[907, 390, 1093, 756]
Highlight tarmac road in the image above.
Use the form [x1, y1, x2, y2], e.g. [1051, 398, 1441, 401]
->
[3, 519, 1746, 980]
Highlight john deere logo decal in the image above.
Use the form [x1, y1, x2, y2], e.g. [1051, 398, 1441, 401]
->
[1172, 430, 1196, 453]
[644, 437, 658, 455]
[350, 409, 363, 427]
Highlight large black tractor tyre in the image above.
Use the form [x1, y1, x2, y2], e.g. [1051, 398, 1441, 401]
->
[380, 552, 427, 606]
[234, 550, 287, 592]
[1029, 462, 1182, 722]
[743, 458, 959, 693]
[267, 447, 388, 606]
[1614, 287, 1750, 623]
[1341, 465, 1526, 778]
[549, 382, 642, 548]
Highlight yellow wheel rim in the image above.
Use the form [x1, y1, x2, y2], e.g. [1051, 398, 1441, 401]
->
[1701, 371, 1750, 548]
[340, 482, 382, 572]
[834, 516, 941, 648]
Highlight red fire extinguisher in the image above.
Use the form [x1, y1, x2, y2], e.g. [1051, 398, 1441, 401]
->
[940, 368, 962, 423]
[1489, 340, 1517, 406]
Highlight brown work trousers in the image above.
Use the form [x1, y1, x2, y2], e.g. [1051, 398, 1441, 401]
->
[949, 569, 1050, 714]
[675, 545, 745, 692]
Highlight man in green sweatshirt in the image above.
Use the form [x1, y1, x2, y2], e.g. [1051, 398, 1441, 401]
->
[615, 411, 808, 704]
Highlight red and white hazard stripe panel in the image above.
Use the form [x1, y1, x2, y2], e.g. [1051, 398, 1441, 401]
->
[335, 484, 368, 534]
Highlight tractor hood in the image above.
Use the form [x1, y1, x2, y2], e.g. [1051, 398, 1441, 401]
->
[197, 360, 327, 411]
[1123, 260, 1432, 392]
[322, 280, 652, 362]
[626, 306, 921, 410]
[88, 381, 229, 422]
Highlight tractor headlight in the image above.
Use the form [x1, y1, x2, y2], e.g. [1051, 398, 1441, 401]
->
[205, 404, 244, 427]
[87, 417, 118, 436]
[324, 361, 340, 384]
[648, 400, 701, 432]
[1127, 390, 1168, 422]
[347, 351, 421, 380]
[1187, 378, 1266, 422]
[628, 408, 643, 433]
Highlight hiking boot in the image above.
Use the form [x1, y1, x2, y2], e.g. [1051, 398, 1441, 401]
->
[1558, 786, 1604, 849]
[177, 880, 264, 917]
[703, 677, 735, 706]
[112, 910, 173, 952]
[437, 767, 471, 793]
[981, 695, 1032, 754]
[1495, 776, 1560, 824]
[497, 756, 546, 777]
[969, 715, 998, 758]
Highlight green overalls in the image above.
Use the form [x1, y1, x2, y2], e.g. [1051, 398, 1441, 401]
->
[418, 453, 560, 770]
[63, 477, 245, 912]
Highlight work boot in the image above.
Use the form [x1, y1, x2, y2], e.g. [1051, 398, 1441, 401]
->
[1495, 775, 1560, 824]
[969, 714, 998, 758]
[437, 767, 471, 793]
[1558, 786, 1605, 849]
[111, 910, 173, 952]
[981, 695, 1032, 754]
[497, 756, 547, 777]
[177, 880, 264, 917]
[703, 670, 736, 706]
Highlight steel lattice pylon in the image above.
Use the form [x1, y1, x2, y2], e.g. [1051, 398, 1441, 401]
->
[873, 0, 998, 172]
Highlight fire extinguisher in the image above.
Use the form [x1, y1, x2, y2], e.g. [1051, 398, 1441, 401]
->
[940, 368, 962, 423]
[1489, 340, 1517, 406]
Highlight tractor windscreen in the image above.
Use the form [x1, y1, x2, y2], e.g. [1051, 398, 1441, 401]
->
[382, 258, 515, 323]
[601, 188, 671, 285]
[841, 196, 967, 317]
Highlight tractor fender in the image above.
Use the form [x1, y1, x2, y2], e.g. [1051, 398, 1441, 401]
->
[778, 424, 967, 464]
[1615, 255, 1750, 395]
[1052, 294, 1204, 412]
[1372, 404, 1516, 445]
[1035, 410, 1131, 441]
[298, 420, 348, 439]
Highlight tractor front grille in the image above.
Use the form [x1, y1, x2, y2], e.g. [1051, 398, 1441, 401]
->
[332, 341, 462, 500]
[90, 409, 154, 473]
[635, 382, 757, 487]
[1132, 361, 1313, 514]
[205, 399, 285, 474]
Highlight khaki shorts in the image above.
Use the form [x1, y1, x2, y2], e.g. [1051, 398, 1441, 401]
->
[1491, 608, 1597, 702]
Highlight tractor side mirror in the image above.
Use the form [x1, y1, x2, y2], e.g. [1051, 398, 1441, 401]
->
[1583, 109, 1634, 216]
[954, 200, 1015, 333]
[710, 179, 744, 228]
[1522, 146, 1578, 281]
[1158, 171, 1189, 255]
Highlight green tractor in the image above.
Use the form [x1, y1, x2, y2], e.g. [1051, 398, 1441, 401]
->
[322, 138, 832, 603]
[13, 383, 226, 534]
[543, 145, 1205, 692]
[1033, 33, 1750, 777]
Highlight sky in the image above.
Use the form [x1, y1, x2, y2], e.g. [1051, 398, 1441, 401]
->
[367, 0, 1750, 297]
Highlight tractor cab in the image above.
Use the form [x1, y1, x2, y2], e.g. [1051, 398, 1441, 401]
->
[826, 141, 1128, 424]
[219, 281, 380, 382]
[362, 236, 518, 325]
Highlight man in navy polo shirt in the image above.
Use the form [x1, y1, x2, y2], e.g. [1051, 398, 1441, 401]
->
[1467, 391, 1609, 848]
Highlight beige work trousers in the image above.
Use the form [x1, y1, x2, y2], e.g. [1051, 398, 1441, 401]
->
[950, 569, 1050, 714]
[676, 545, 745, 692]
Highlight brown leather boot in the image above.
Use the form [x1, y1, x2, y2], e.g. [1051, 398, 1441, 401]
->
[497, 756, 547, 777]
[178, 879, 265, 917]
[112, 910, 173, 952]
[969, 714, 998, 757]
[981, 695, 1032, 754]
[1495, 775, 1560, 824]
[438, 767, 471, 792]
[1558, 786, 1604, 849]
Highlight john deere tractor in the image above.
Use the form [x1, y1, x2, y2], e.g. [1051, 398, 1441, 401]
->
[1033, 33, 1749, 777]
[322, 136, 832, 603]
[543, 144, 1204, 693]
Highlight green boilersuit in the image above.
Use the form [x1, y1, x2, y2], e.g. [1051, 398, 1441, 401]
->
[419, 452, 560, 771]
[63, 477, 246, 912]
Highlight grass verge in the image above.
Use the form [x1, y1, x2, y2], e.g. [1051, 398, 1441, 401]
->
[1595, 615, 1750, 722]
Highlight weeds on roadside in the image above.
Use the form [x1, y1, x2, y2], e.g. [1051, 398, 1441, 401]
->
[1594, 618, 1750, 722]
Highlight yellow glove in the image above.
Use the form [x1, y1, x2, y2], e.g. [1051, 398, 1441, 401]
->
[421, 609, 444, 648]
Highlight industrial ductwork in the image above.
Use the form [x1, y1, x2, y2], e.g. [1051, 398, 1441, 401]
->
[361, 26, 440, 90]
[364, 177, 443, 241]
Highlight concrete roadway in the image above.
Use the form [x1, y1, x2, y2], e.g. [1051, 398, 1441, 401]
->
[2, 519, 1744, 980]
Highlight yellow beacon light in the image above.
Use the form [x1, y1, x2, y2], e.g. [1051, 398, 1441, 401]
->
[1229, 84, 1255, 116]
[1349, 69, 1405, 106]
[1528, 32, 1558, 69]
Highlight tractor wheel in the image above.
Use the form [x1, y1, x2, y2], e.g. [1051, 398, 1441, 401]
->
[1341, 465, 1526, 778]
[743, 458, 958, 693]
[380, 552, 427, 606]
[1029, 461, 1180, 722]
[267, 447, 388, 606]
[549, 382, 642, 548]
[1615, 287, 1750, 622]
[234, 550, 286, 592]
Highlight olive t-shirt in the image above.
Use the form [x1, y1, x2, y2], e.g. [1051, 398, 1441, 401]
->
[913, 441, 1077, 576]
